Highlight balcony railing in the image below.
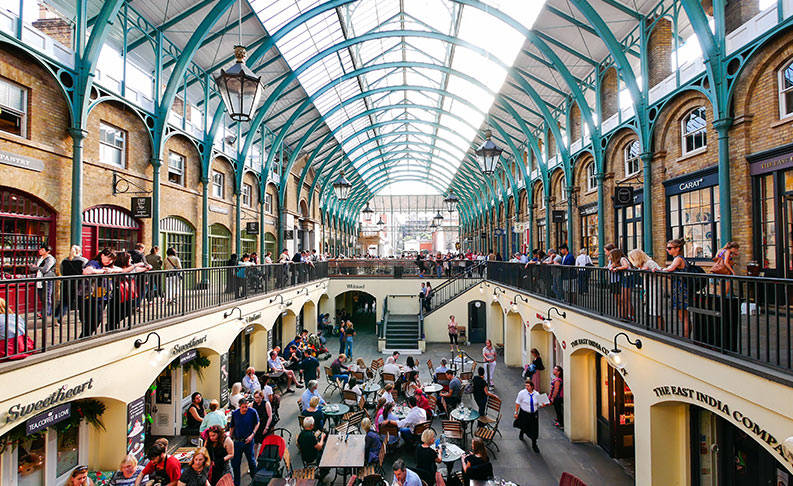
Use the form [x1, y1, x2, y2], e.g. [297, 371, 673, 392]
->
[0, 262, 327, 361]
[487, 261, 793, 374]
[328, 258, 480, 278]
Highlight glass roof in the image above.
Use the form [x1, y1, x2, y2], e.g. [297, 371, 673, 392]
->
[251, 0, 545, 195]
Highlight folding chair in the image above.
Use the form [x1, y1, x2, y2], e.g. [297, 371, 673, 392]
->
[359, 440, 386, 477]
[324, 366, 342, 396]
[343, 389, 361, 410]
[441, 420, 464, 446]
[291, 467, 316, 480]
[474, 425, 499, 457]
[297, 399, 304, 415]
[381, 372, 396, 385]
[336, 410, 365, 434]
[380, 422, 400, 453]
[413, 421, 435, 440]
[426, 359, 434, 378]
[477, 395, 503, 438]
[353, 371, 365, 382]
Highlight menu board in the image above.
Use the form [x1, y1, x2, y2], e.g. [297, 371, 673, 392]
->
[126, 397, 146, 461]
[220, 353, 230, 407]
[156, 372, 172, 404]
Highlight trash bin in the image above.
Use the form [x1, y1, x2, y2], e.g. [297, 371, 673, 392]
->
[394, 266, 403, 279]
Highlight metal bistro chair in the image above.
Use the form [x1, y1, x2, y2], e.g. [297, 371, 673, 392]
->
[297, 399, 304, 415]
[426, 359, 434, 378]
[474, 425, 499, 457]
[291, 467, 316, 480]
[412, 421, 435, 445]
[380, 422, 401, 454]
[353, 371, 365, 382]
[381, 372, 396, 386]
[477, 395, 503, 437]
[441, 420, 464, 446]
[359, 440, 387, 478]
[343, 389, 362, 411]
[336, 410, 366, 435]
[559, 472, 588, 486]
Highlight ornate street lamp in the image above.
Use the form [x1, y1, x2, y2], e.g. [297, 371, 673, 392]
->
[376, 217, 385, 228]
[214, 46, 266, 122]
[443, 190, 459, 213]
[429, 220, 437, 230]
[332, 170, 352, 201]
[433, 211, 444, 226]
[362, 202, 374, 223]
[475, 129, 503, 176]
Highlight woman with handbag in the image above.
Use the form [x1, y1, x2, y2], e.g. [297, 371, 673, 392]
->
[80, 248, 121, 337]
[107, 251, 150, 331]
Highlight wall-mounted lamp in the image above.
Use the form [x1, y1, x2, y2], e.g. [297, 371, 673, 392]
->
[299, 288, 309, 296]
[511, 295, 529, 313]
[783, 437, 793, 462]
[134, 331, 163, 351]
[607, 332, 642, 369]
[479, 282, 491, 294]
[223, 307, 243, 320]
[535, 307, 565, 332]
[491, 286, 505, 300]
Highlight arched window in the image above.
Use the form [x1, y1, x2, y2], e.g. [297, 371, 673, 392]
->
[624, 140, 641, 176]
[209, 223, 231, 266]
[586, 163, 597, 192]
[161, 216, 195, 268]
[778, 59, 793, 118]
[681, 106, 707, 154]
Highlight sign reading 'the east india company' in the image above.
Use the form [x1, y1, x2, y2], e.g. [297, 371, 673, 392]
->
[0, 150, 45, 172]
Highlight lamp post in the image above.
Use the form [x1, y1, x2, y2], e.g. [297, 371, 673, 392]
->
[475, 129, 504, 176]
[332, 171, 352, 201]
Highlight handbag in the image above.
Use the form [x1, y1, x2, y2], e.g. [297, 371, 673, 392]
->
[710, 256, 731, 275]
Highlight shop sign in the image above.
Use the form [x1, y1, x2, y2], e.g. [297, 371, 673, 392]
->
[209, 204, 229, 215]
[246, 222, 260, 234]
[346, 284, 365, 289]
[552, 210, 566, 223]
[652, 385, 792, 465]
[570, 338, 610, 356]
[26, 403, 70, 435]
[664, 167, 718, 196]
[179, 349, 198, 365]
[284, 230, 294, 239]
[126, 397, 145, 461]
[0, 150, 44, 172]
[749, 150, 793, 176]
[171, 334, 208, 356]
[245, 312, 261, 323]
[131, 197, 152, 218]
[579, 204, 598, 216]
[220, 353, 230, 407]
[4, 379, 94, 425]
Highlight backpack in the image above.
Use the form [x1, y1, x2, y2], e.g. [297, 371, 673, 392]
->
[684, 259, 707, 292]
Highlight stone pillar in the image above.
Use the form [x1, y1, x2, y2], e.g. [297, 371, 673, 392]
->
[599, 67, 619, 121]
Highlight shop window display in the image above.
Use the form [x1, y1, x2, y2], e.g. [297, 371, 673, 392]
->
[17, 435, 46, 486]
[668, 187, 719, 259]
[56, 425, 80, 478]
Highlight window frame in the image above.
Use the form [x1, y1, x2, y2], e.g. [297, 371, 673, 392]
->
[778, 59, 793, 119]
[624, 140, 641, 177]
[666, 185, 720, 260]
[99, 121, 126, 168]
[681, 106, 707, 155]
[167, 151, 185, 186]
[211, 170, 225, 199]
[265, 192, 274, 214]
[242, 183, 253, 208]
[586, 163, 597, 192]
[0, 77, 28, 138]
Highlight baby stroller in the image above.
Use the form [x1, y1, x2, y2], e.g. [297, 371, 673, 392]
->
[253, 430, 292, 486]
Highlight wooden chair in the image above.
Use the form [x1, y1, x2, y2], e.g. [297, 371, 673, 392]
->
[441, 420, 464, 445]
[291, 467, 316, 480]
[366, 367, 376, 380]
[390, 388, 399, 402]
[297, 398, 304, 415]
[459, 370, 473, 389]
[426, 359, 434, 377]
[359, 440, 386, 477]
[457, 326, 467, 345]
[343, 389, 361, 410]
[323, 366, 342, 396]
[477, 395, 503, 436]
[381, 372, 396, 384]
[380, 422, 400, 453]
[426, 395, 438, 415]
[353, 371, 365, 382]
[336, 410, 366, 434]
[298, 415, 306, 429]
[474, 425, 498, 457]
[559, 472, 588, 486]
[413, 420, 434, 438]
[360, 473, 387, 486]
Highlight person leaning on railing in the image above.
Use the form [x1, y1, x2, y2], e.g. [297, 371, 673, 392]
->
[0, 297, 33, 359]
[628, 249, 663, 330]
[659, 239, 691, 339]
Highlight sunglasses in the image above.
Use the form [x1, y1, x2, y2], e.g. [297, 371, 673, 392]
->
[666, 246, 677, 250]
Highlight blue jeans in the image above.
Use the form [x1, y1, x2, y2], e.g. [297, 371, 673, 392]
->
[231, 440, 256, 486]
[436, 264, 443, 278]
[345, 337, 354, 357]
[333, 374, 349, 386]
[399, 427, 415, 444]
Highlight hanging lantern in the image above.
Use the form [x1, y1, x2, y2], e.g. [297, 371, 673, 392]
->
[475, 129, 503, 176]
[433, 211, 444, 226]
[376, 217, 385, 227]
[214, 46, 266, 122]
[332, 170, 352, 201]
[429, 220, 437, 230]
[362, 202, 374, 223]
[443, 190, 459, 213]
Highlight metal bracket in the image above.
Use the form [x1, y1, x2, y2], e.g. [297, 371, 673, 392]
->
[113, 172, 153, 195]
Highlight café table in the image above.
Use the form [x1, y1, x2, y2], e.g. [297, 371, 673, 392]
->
[450, 407, 480, 446]
[173, 447, 197, 464]
[471, 479, 516, 486]
[432, 443, 464, 481]
[422, 383, 443, 395]
[452, 356, 475, 373]
[269, 479, 317, 486]
[323, 403, 351, 427]
[392, 404, 409, 420]
[361, 382, 381, 408]
[319, 434, 365, 485]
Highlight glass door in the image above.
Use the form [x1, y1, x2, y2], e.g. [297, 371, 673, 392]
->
[695, 409, 720, 485]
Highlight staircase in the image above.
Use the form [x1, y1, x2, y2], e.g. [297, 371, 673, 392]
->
[423, 261, 486, 316]
[384, 313, 421, 350]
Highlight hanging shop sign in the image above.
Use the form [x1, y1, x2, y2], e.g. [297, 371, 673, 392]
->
[246, 222, 260, 234]
[579, 203, 598, 216]
[220, 353, 230, 407]
[171, 334, 208, 356]
[209, 204, 229, 214]
[284, 230, 294, 239]
[0, 150, 44, 172]
[552, 210, 566, 223]
[4, 379, 94, 425]
[663, 166, 718, 196]
[652, 385, 792, 465]
[179, 349, 198, 365]
[614, 186, 634, 206]
[26, 403, 71, 435]
[126, 397, 146, 461]
[131, 197, 152, 218]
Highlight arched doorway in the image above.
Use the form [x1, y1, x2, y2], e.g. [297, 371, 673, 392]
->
[335, 290, 377, 333]
[264, 232, 277, 256]
[82, 205, 141, 256]
[160, 216, 195, 268]
[209, 223, 231, 266]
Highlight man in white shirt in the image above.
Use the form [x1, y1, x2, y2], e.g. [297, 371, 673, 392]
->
[514, 379, 546, 453]
[434, 358, 449, 376]
[382, 357, 401, 380]
[397, 396, 426, 445]
[482, 339, 497, 388]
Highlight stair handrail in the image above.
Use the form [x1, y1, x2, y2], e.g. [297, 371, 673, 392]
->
[424, 261, 486, 315]
[380, 295, 389, 339]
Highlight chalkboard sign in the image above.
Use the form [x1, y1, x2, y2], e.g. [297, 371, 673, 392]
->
[156, 372, 172, 404]
[126, 397, 146, 461]
[131, 197, 152, 218]
[220, 353, 229, 407]
[246, 222, 259, 234]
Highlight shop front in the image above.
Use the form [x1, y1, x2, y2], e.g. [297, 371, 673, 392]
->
[596, 354, 635, 461]
[664, 167, 720, 260]
[82, 205, 142, 257]
[690, 405, 792, 485]
[748, 143, 793, 277]
[228, 328, 252, 385]
[209, 223, 231, 267]
[537, 218, 546, 250]
[614, 189, 643, 254]
[160, 216, 195, 268]
[552, 210, 568, 248]
[579, 203, 598, 256]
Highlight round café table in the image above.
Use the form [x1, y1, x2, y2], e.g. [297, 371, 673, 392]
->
[361, 382, 381, 408]
[433, 443, 464, 481]
[450, 407, 480, 446]
[423, 383, 443, 395]
[323, 403, 351, 428]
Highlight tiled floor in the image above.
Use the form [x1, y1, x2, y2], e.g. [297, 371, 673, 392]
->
[241, 328, 635, 486]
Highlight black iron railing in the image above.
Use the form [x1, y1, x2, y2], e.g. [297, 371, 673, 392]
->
[487, 261, 793, 373]
[422, 261, 486, 316]
[0, 261, 327, 360]
[328, 258, 480, 278]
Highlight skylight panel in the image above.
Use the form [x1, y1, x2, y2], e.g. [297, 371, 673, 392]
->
[404, 0, 454, 35]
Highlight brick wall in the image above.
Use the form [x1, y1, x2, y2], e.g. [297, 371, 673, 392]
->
[648, 18, 673, 88]
[569, 102, 582, 142]
[600, 67, 619, 121]
[725, 0, 760, 35]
